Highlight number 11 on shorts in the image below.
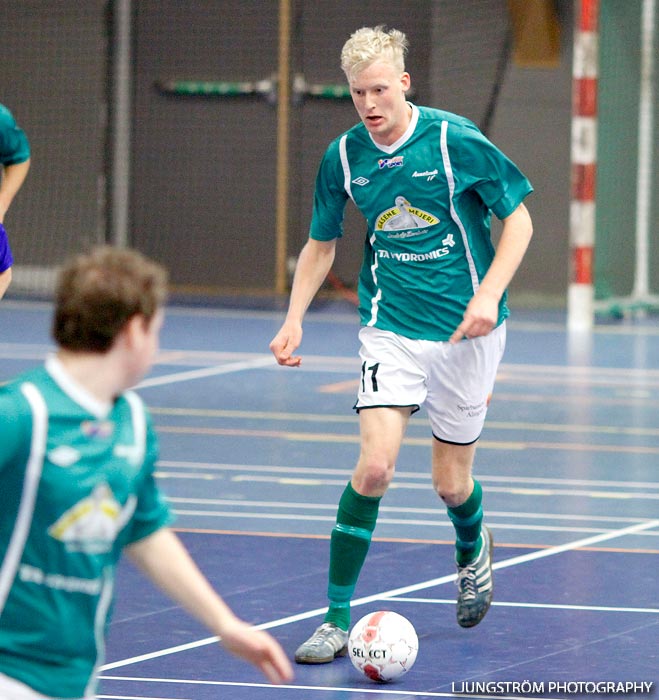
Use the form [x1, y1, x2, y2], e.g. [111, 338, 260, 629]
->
[361, 362, 380, 392]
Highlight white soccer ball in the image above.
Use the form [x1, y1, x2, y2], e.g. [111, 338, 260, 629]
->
[348, 610, 418, 682]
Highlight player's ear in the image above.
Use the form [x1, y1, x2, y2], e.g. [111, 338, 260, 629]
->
[401, 72, 411, 92]
[121, 314, 146, 349]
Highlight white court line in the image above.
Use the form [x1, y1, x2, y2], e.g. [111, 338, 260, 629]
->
[386, 598, 659, 615]
[99, 696, 191, 700]
[136, 356, 273, 389]
[164, 495, 657, 525]
[98, 677, 565, 700]
[100, 517, 659, 672]
[4, 296, 659, 336]
[170, 476, 659, 503]
[157, 460, 659, 491]
[169, 508, 659, 537]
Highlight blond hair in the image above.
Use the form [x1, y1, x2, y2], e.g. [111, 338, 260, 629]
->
[340, 26, 408, 81]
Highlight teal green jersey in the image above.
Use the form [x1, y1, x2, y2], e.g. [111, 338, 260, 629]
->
[0, 103, 30, 165]
[0, 357, 171, 698]
[310, 104, 533, 341]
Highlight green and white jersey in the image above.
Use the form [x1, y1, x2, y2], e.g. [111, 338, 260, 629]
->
[310, 104, 533, 341]
[0, 356, 171, 699]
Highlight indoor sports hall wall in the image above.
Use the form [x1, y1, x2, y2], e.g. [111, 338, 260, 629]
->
[2, 0, 650, 308]
[0, 1, 107, 292]
[595, 0, 659, 306]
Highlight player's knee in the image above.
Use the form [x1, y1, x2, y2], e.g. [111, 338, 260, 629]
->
[353, 460, 394, 495]
[433, 478, 470, 508]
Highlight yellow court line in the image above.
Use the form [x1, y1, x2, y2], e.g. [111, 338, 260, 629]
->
[156, 424, 659, 454]
[172, 528, 659, 555]
[494, 392, 659, 406]
[150, 406, 356, 423]
[318, 378, 360, 393]
[318, 375, 659, 392]
[150, 406, 659, 437]
[487, 421, 659, 437]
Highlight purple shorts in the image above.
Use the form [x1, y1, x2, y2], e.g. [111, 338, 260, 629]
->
[0, 222, 14, 272]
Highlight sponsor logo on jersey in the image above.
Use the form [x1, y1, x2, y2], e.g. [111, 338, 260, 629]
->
[412, 169, 438, 181]
[19, 564, 103, 595]
[375, 196, 439, 232]
[48, 482, 137, 554]
[378, 155, 404, 169]
[377, 248, 450, 262]
[387, 230, 425, 239]
[81, 419, 114, 438]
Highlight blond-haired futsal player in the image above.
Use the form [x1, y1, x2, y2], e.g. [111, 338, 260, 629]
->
[270, 26, 533, 663]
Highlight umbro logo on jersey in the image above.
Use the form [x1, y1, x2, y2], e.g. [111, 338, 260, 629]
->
[352, 176, 370, 186]
[48, 445, 80, 467]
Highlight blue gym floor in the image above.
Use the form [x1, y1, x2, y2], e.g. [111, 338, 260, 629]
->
[1, 297, 657, 700]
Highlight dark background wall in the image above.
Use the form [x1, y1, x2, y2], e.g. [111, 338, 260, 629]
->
[0, 1, 108, 291]
[1, 0, 578, 305]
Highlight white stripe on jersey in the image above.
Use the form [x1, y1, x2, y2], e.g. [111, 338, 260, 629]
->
[440, 119, 480, 294]
[366, 232, 381, 327]
[341, 134, 384, 325]
[339, 134, 353, 202]
[117, 391, 147, 469]
[86, 568, 114, 698]
[0, 383, 48, 616]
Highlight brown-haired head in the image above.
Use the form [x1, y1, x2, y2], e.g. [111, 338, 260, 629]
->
[52, 246, 168, 352]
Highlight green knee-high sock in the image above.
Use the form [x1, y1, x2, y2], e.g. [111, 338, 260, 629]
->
[447, 480, 483, 565]
[324, 482, 381, 631]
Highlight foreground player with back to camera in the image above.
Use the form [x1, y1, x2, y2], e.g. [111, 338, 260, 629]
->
[0, 246, 293, 699]
[270, 26, 533, 663]
[0, 102, 31, 298]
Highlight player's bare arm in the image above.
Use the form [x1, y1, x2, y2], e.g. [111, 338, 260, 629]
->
[450, 203, 533, 344]
[0, 268, 12, 298]
[127, 528, 293, 684]
[0, 159, 30, 222]
[270, 237, 337, 366]
[217, 617, 294, 686]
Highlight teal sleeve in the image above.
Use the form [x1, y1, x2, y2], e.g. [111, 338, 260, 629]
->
[0, 388, 33, 555]
[123, 415, 173, 545]
[0, 387, 32, 477]
[0, 104, 31, 165]
[455, 122, 533, 220]
[309, 139, 349, 241]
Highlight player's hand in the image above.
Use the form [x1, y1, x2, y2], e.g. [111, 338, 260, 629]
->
[449, 289, 499, 344]
[219, 619, 294, 685]
[269, 321, 303, 367]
